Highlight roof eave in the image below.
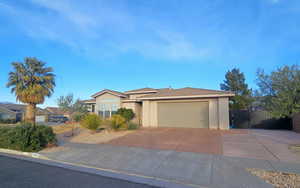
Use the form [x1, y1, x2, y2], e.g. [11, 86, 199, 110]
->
[83, 101, 96, 104]
[122, 99, 142, 103]
[139, 94, 235, 100]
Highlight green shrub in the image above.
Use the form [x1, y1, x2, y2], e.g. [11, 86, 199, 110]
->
[116, 108, 135, 122]
[35, 125, 57, 145]
[0, 126, 11, 147]
[0, 124, 56, 152]
[127, 122, 139, 130]
[0, 118, 16, 124]
[110, 114, 127, 130]
[80, 114, 101, 131]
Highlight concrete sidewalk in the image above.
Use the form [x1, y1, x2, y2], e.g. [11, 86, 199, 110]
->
[38, 142, 300, 188]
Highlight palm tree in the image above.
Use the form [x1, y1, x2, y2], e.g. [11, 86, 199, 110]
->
[7, 57, 55, 124]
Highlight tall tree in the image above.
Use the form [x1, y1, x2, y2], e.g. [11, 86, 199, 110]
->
[220, 68, 253, 110]
[7, 57, 55, 124]
[256, 65, 300, 118]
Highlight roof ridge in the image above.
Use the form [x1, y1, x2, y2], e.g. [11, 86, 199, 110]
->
[124, 87, 158, 94]
[180, 87, 232, 93]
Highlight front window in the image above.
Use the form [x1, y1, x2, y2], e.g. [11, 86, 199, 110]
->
[98, 103, 119, 119]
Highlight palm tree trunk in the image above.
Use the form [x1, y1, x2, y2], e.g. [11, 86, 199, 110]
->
[26, 103, 36, 125]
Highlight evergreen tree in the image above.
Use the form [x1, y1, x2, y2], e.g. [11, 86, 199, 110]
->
[220, 68, 253, 110]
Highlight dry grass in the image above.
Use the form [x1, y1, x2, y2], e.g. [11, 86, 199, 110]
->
[70, 129, 135, 144]
[0, 123, 19, 127]
[247, 168, 300, 188]
[52, 123, 79, 134]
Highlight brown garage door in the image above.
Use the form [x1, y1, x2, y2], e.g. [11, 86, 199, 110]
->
[158, 101, 209, 128]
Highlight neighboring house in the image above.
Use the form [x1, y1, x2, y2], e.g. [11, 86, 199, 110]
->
[0, 103, 25, 122]
[82, 87, 234, 129]
[0, 106, 20, 122]
[0, 103, 50, 123]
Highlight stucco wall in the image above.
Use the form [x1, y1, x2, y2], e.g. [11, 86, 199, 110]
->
[209, 99, 219, 129]
[94, 93, 121, 114]
[218, 97, 230, 130]
[142, 98, 230, 129]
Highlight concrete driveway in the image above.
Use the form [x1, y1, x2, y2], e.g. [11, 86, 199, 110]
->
[107, 128, 300, 163]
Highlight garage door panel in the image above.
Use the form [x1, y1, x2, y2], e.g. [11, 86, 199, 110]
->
[158, 102, 209, 128]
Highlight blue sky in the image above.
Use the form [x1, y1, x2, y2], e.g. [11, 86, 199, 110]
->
[1, 0, 300, 107]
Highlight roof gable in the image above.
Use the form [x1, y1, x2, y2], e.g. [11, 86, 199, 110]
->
[91, 89, 127, 98]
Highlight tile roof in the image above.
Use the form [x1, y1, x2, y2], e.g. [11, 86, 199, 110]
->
[124, 88, 158, 94]
[138, 87, 234, 99]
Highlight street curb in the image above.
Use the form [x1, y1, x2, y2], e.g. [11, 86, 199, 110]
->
[0, 152, 205, 188]
[0, 148, 48, 160]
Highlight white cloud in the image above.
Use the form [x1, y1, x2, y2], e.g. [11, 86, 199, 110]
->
[0, 0, 208, 61]
[31, 0, 96, 29]
[118, 30, 207, 60]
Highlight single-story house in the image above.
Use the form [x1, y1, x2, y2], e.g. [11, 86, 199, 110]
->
[82, 87, 234, 129]
[0, 103, 50, 123]
[0, 103, 26, 122]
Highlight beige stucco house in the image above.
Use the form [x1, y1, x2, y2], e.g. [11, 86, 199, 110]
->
[82, 87, 234, 129]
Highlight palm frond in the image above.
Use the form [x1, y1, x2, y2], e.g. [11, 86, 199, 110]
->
[7, 57, 56, 104]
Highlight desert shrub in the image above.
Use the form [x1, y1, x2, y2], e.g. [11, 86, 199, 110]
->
[80, 114, 101, 131]
[0, 124, 56, 152]
[127, 122, 139, 130]
[72, 112, 86, 122]
[110, 114, 127, 130]
[116, 108, 135, 122]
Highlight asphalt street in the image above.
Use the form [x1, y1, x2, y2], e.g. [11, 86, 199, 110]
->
[0, 155, 158, 188]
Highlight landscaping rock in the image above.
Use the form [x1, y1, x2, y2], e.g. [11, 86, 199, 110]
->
[247, 168, 300, 188]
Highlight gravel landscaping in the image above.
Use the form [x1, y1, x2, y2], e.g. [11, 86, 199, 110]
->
[289, 144, 300, 153]
[247, 168, 300, 188]
[70, 129, 135, 144]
